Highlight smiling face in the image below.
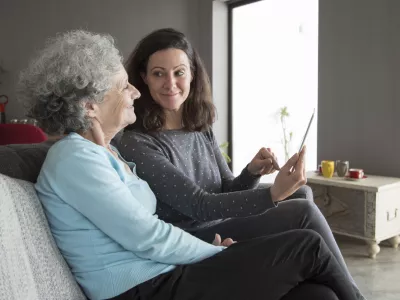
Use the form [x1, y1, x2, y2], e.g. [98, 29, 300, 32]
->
[142, 48, 192, 112]
[88, 65, 141, 133]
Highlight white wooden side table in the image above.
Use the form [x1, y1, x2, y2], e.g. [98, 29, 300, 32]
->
[306, 171, 400, 258]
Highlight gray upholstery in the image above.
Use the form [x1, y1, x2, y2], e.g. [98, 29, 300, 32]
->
[0, 132, 125, 299]
[0, 141, 86, 299]
[0, 132, 122, 183]
[0, 141, 55, 183]
[0, 174, 86, 299]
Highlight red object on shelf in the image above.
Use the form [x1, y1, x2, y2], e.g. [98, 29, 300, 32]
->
[0, 95, 8, 124]
[0, 123, 47, 145]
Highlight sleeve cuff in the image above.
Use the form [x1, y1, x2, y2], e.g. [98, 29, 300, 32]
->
[238, 164, 261, 188]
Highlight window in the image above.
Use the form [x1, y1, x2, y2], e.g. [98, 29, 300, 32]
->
[229, 0, 319, 182]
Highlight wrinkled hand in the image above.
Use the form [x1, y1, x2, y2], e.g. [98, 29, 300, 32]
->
[270, 146, 307, 202]
[247, 147, 280, 176]
[212, 234, 236, 247]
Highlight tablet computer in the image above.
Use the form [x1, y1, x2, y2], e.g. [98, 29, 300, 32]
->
[298, 109, 315, 153]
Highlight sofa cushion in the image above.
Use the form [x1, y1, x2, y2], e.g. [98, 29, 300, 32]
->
[0, 173, 86, 299]
[0, 141, 55, 182]
[0, 132, 122, 183]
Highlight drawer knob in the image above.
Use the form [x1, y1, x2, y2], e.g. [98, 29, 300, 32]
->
[387, 209, 398, 222]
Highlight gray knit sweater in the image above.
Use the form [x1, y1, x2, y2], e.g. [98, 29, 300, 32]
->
[119, 129, 276, 229]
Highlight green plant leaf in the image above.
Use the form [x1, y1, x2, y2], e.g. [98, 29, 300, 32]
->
[280, 106, 290, 117]
[222, 152, 231, 163]
[219, 142, 229, 149]
[219, 141, 231, 163]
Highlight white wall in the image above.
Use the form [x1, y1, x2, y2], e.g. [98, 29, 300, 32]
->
[0, 0, 204, 120]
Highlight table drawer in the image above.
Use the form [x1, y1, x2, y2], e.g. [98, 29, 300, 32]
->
[308, 183, 368, 237]
[375, 188, 400, 240]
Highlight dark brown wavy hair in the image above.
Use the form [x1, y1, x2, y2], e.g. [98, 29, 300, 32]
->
[124, 28, 215, 132]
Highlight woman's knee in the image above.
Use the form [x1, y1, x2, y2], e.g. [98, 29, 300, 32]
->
[296, 185, 314, 201]
[281, 229, 324, 250]
[288, 198, 320, 217]
[294, 228, 323, 241]
[284, 185, 314, 201]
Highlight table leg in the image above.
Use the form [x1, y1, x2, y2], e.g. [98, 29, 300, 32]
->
[367, 240, 380, 259]
[388, 235, 400, 249]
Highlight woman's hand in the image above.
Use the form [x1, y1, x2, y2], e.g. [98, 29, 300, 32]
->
[212, 234, 236, 247]
[270, 146, 307, 202]
[247, 147, 280, 176]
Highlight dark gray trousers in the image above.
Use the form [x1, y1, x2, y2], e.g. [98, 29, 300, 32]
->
[110, 186, 364, 300]
[187, 187, 362, 299]
[193, 193, 351, 279]
[110, 229, 362, 300]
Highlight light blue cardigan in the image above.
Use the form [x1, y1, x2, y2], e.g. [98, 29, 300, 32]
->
[35, 133, 224, 300]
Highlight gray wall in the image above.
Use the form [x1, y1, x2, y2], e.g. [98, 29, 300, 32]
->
[318, 0, 400, 177]
[0, 0, 204, 118]
[2, 0, 399, 177]
[0, 0, 228, 143]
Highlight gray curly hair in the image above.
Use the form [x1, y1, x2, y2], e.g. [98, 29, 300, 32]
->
[17, 30, 123, 135]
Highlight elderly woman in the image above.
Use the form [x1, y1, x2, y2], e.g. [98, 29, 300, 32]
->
[17, 30, 364, 300]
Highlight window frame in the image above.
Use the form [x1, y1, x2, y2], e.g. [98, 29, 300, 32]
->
[227, 0, 263, 168]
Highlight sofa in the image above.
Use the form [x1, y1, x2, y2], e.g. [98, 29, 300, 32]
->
[0, 141, 87, 299]
[0, 138, 313, 299]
